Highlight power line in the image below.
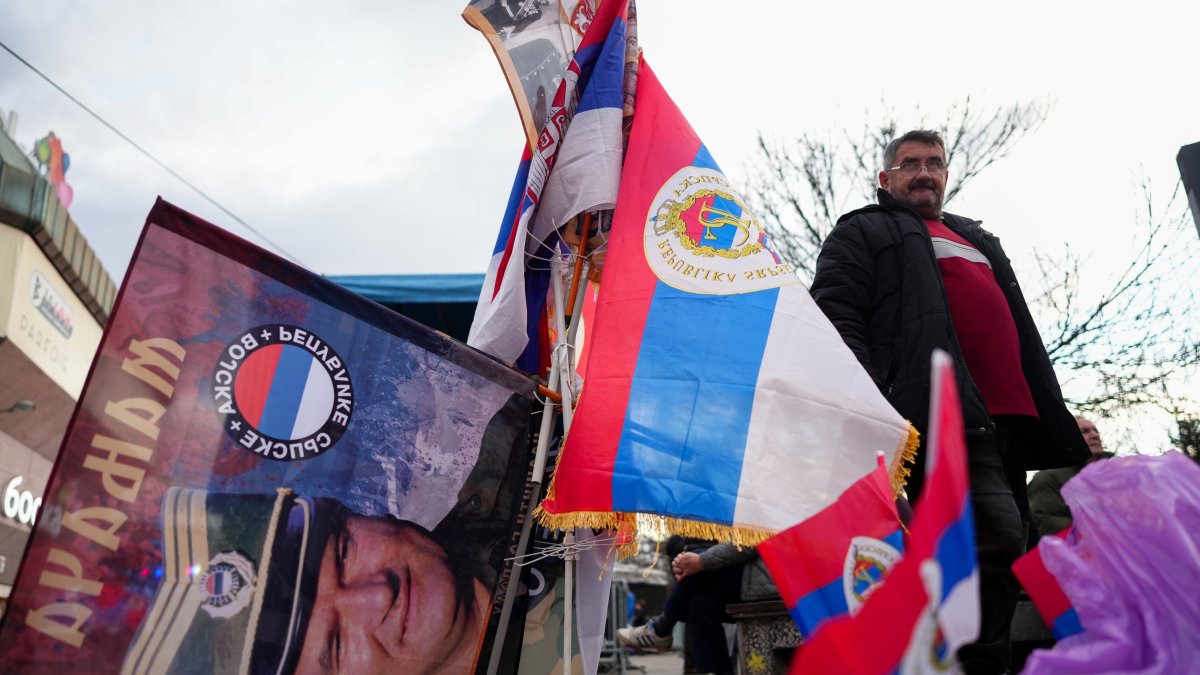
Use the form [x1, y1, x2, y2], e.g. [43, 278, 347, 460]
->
[0, 39, 307, 267]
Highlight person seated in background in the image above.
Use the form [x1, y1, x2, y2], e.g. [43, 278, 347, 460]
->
[616, 543, 776, 675]
[632, 599, 648, 628]
[1029, 415, 1115, 537]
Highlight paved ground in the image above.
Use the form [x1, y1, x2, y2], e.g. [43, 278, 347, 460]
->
[612, 649, 685, 675]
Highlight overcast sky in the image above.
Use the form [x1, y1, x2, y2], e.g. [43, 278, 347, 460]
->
[3, 2, 1199, 445]
[3, 1, 1197, 281]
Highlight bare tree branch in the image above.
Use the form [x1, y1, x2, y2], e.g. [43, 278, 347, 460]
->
[1031, 182, 1200, 416]
[747, 98, 1049, 282]
[748, 99, 1200, 431]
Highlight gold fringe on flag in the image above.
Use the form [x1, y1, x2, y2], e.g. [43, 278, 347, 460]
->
[535, 421, 921, 557]
[889, 421, 920, 497]
[532, 507, 778, 557]
[613, 513, 639, 558]
[536, 433, 771, 550]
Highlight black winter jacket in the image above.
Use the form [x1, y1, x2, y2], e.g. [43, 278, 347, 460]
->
[810, 190, 1088, 497]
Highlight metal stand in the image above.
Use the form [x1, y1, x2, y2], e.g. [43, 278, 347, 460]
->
[486, 227, 601, 675]
[599, 579, 644, 674]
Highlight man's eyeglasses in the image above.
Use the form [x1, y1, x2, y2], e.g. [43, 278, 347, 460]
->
[887, 160, 948, 177]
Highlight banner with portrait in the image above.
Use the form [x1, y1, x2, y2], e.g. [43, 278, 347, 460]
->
[0, 199, 536, 675]
[463, 0, 597, 148]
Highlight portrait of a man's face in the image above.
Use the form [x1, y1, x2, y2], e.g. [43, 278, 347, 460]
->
[293, 511, 491, 675]
[121, 465, 526, 675]
[118, 393, 532, 675]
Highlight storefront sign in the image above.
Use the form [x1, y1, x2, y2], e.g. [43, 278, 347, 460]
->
[0, 229, 104, 399]
[29, 269, 73, 338]
[2, 476, 41, 526]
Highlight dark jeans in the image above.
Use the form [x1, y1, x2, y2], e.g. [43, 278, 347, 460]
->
[662, 564, 743, 674]
[957, 416, 1030, 675]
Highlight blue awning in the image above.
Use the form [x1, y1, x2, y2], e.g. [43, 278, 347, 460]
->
[327, 273, 484, 304]
[326, 274, 484, 342]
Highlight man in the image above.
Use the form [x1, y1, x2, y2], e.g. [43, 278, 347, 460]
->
[292, 505, 492, 675]
[122, 488, 498, 675]
[1029, 415, 1114, 537]
[615, 544, 776, 675]
[810, 130, 1088, 673]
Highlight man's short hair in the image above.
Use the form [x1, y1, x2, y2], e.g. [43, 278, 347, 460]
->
[882, 130, 947, 170]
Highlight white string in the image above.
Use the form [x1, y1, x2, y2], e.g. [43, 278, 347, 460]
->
[506, 533, 625, 567]
[523, 217, 612, 267]
[552, 341, 580, 403]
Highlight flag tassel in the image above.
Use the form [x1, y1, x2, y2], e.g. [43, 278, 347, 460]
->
[533, 507, 777, 553]
[889, 421, 920, 497]
[535, 420, 919, 556]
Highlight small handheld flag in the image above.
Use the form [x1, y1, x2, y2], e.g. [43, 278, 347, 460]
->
[1012, 529, 1083, 640]
[758, 458, 903, 639]
[791, 350, 980, 674]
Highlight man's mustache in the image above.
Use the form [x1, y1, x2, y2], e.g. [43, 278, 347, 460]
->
[909, 180, 938, 191]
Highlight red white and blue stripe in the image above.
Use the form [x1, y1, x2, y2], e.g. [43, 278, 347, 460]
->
[758, 462, 903, 639]
[468, 0, 629, 369]
[791, 350, 981, 674]
[1013, 529, 1083, 640]
[538, 61, 909, 537]
[235, 344, 333, 439]
[918, 352, 981, 658]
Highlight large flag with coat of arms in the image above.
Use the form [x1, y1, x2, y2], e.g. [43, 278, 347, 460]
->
[535, 59, 915, 543]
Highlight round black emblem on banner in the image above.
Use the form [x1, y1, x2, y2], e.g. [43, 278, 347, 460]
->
[212, 324, 354, 461]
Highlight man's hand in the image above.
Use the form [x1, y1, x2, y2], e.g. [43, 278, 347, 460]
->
[672, 551, 704, 581]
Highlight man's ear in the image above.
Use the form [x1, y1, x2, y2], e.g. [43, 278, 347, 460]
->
[878, 170, 890, 190]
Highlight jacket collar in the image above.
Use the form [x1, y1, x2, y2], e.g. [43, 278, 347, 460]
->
[836, 189, 982, 237]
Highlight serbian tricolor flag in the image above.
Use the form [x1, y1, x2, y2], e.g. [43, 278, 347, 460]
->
[1013, 528, 1083, 640]
[232, 341, 342, 439]
[792, 350, 980, 674]
[468, 0, 629, 369]
[758, 459, 904, 639]
[535, 59, 912, 542]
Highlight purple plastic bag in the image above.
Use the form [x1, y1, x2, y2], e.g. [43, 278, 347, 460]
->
[1023, 452, 1200, 674]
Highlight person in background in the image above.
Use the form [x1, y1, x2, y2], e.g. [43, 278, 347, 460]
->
[1029, 415, 1115, 537]
[616, 544, 775, 675]
[632, 599, 648, 628]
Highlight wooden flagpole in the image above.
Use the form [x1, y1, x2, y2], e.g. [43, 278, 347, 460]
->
[565, 213, 594, 318]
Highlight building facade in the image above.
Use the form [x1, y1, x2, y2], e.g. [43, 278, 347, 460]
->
[0, 115, 115, 613]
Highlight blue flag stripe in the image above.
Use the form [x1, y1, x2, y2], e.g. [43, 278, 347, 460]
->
[934, 502, 977, 601]
[791, 577, 849, 639]
[575, 18, 626, 114]
[491, 157, 532, 256]
[883, 528, 905, 551]
[258, 344, 312, 438]
[611, 144, 773, 522]
[1051, 607, 1083, 639]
